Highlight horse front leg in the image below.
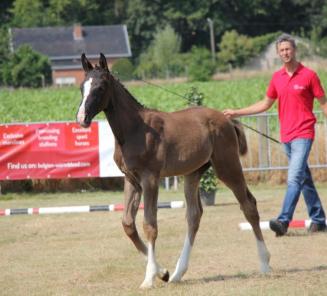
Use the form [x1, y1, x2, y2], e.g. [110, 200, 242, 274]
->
[122, 177, 147, 255]
[140, 173, 169, 289]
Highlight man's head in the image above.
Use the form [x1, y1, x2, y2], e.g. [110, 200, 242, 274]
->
[275, 34, 297, 64]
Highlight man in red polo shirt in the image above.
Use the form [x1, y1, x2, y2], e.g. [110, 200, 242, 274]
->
[223, 34, 327, 236]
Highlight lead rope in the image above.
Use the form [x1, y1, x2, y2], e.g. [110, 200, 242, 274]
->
[112, 71, 281, 144]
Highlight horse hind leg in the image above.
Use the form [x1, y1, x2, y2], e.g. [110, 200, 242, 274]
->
[169, 169, 204, 283]
[211, 153, 271, 273]
[139, 173, 169, 288]
[241, 187, 271, 273]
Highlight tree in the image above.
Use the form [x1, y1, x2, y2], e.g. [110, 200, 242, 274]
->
[3, 45, 52, 88]
[0, 27, 11, 85]
[126, 0, 165, 58]
[0, 0, 14, 26]
[10, 0, 45, 27]
[217, 30, 254, 68]
[187, 46, 215, 81]
[46, 0, 112, 26]
[152, 25, 181, 78]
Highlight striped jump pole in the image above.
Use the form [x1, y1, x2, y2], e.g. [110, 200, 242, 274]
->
[0, 201, 184, 217]
[238, 219, 324, 231]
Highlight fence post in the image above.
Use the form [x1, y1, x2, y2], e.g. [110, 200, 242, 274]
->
[257, 114, 269, 168]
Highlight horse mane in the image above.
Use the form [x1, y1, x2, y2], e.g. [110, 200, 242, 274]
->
[109, 71, 147, 110]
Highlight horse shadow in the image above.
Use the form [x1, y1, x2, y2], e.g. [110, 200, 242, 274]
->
[178, 265, 327, 285]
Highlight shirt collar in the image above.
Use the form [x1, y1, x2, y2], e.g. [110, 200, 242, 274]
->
[281, 63, 303, 76]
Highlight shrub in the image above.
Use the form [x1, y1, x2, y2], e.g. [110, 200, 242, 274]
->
[251, 31, 282, 55]
[134, 46, 159, 79]
[199, 167, 218, 193]
[135, 25, 183, 79]
[217, 31, 282, 69]
[184, 86, 204, 106]
[217, 30, 253, 68]
[187, 46, 215, 81]
[111, 58, 134, 81]
[3, 45, 52, 88]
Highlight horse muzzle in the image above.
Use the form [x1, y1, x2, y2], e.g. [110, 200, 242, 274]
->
[77, 109, 91, 128]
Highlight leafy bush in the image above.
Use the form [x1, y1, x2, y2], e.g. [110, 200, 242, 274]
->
[199, 167, 218, 193]
[3, 45, 52, 88]
[217, 30, 282, 69]
[134, 46, 159, 79]
[0, 27, 11, 86]
[217, 30, 253, 68]
[184, 86, 204, 106]
[187, 46, 215, 81]
[135, 25, 183, 79]
[111, 58, 134, 81]
[251, 31, 282, 55]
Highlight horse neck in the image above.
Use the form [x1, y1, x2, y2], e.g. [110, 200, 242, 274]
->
[104, 78, 144, 145]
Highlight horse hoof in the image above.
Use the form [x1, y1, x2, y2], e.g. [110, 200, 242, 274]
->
[139, 281, 153, 289]
[160, 270, 170, 282]
[261, 265, 272, 274]
[168, 273, 182, 283]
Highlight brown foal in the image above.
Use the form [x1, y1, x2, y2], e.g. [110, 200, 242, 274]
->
[76, 53, 271, 288]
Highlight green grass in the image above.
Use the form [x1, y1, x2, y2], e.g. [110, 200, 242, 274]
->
[1, 71, 327, 124]
[0, 74, 275, 124]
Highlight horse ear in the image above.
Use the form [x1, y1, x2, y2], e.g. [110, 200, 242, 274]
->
[99, 53, 110, 72]
[81, 53, 93, 72]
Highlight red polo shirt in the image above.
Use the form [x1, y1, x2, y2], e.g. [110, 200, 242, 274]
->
[266, 63, 325, 143]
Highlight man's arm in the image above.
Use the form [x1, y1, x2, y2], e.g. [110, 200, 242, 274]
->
[318, 95, 327, 117]
[223, 96, 275, 119]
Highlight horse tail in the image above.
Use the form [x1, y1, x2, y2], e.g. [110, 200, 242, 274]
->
[231, 119, 248, 156]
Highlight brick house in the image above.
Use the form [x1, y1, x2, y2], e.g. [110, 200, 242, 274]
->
[9, 24, 132, 86]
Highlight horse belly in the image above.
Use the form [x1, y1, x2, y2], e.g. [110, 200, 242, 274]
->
[160, 146, 211, 177]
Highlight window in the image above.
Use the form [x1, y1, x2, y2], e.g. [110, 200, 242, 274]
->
[55, 77, 76, 86]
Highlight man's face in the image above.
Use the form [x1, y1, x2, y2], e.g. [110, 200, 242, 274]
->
[277, 41, 296, 64]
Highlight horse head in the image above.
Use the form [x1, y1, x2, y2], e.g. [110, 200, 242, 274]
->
[77, 53, 111, 128]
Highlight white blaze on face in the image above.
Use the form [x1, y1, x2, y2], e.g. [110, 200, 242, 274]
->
[77, 78, 93, 124]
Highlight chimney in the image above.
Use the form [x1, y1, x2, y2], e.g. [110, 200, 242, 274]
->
[73, 24, 83, 40]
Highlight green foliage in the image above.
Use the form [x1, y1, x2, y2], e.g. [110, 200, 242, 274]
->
[3, 45, 52, 88]
[152, 24, 181, 78]
[111, 58, 134, 81]
[187, 46, 215, 82]
[251, 32, 282, 55]
[134, 46, 159, 79]
[184, 86, 204, 106]
[0, 27, 10, 85]
[135, 25, 182, 79]
[10, 0, 46, 27]
[2, 71, 327, 123]
[317, 37, 327, 58]
[199, 167, 217, 192]
[126, 0, 164, 58]
[217, 30, 254, 68]
[217, 31, 284, 69]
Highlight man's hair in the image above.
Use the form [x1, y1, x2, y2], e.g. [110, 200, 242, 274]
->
[275, 33, 296, 50]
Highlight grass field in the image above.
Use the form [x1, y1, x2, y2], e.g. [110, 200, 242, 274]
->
[1, 69, 327, 124]
[1, 185, 327, 295]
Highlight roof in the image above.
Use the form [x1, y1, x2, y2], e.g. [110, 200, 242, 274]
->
[10, 25, 132, 69]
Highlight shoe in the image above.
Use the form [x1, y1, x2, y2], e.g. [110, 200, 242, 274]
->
[308, 223, 326, 233]
[269, 219, 288, 237]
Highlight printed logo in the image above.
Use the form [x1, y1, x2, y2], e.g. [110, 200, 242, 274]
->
[293, 84, 306, 90]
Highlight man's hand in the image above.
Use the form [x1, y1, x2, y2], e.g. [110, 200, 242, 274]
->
[222, 109, 238, 119]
